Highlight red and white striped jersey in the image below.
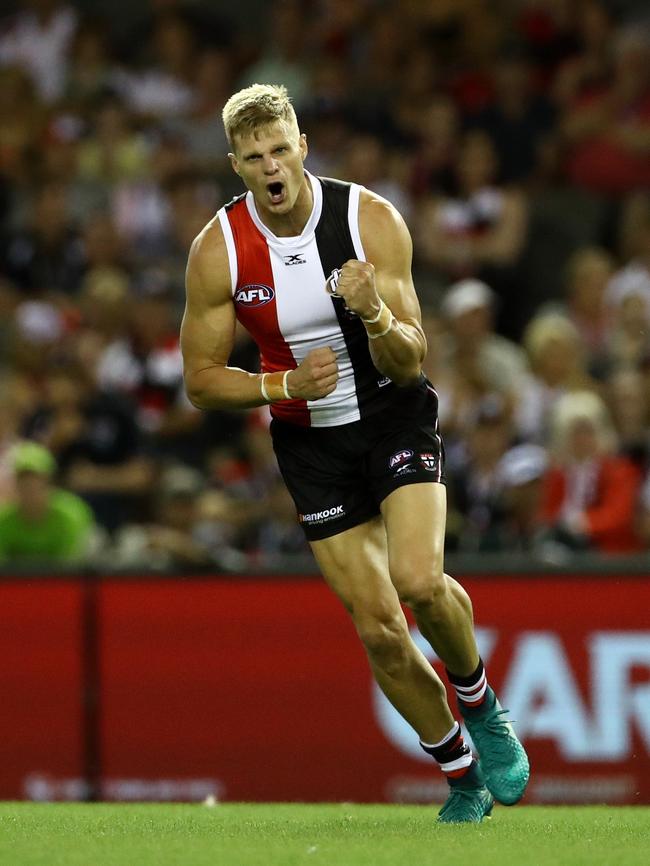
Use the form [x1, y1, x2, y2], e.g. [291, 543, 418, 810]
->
[218, 171, 400, 427]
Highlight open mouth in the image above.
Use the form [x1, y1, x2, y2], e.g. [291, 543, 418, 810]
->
[267, 181, 285, 205]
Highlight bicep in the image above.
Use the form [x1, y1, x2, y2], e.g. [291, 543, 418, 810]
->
[181, 232, 236, 374]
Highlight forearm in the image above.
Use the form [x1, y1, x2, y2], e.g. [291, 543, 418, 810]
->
[186, 364, 299, 411]
[185, 364, 269, 410]
[363, 302, 425, 387]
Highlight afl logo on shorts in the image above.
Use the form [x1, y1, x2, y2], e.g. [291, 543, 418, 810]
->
[389, 449, 414, 469]
[235, 284, 275, 306]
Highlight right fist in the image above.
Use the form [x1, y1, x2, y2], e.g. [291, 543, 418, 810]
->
[287, 347, 338, 401]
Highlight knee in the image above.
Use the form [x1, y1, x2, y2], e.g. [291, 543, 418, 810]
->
[390, 541, 444, 601]
[395, 563, 449, 616]
[353, 607, 410, 675]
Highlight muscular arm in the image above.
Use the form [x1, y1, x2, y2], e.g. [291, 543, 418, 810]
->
[337, 191, 426, 387]
[182, 219, 339, 410]
[181, 220, 269, 410]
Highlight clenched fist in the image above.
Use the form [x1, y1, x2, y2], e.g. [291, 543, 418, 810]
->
[287, 347, 339, 400]
[332, 260, 381, 320]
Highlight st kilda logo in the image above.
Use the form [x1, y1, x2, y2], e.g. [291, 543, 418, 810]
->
[235, 284, 275, 306]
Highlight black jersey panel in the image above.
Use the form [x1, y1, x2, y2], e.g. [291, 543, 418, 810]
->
[314, 177, 397, 418]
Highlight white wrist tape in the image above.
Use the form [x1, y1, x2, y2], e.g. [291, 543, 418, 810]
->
[261, 371, 292, 402]
[282, 370, 292, 400]
[362, 298, 394, 338]
[260, 373, 271, 402]
[362, 300, 386, 324]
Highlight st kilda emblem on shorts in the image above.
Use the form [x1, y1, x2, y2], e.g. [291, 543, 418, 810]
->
[420, 452, 438, 472]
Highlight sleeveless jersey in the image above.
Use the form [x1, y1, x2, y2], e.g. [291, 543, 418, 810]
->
[217, 171, 399, 427]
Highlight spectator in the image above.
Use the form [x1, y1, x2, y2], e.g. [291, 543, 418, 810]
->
[605, 198, 650, 367]
[0, 0, 78, 104]
[0, 65, 45, 184]
[408, 94, 459, 200]
[470, 51, 557, 184]
[164, 48, 232, 176]
[605, 367, 650, 471]
[110, 464, 213, 570]
[0, 441, 95, 563]
[112, 11, 196, 120]
[239, 0, 310, 111]
[561, 25, 650, 195]
[637, 469, 650, 547]
[76, 92, 150, 187]
[553, 1, 615, 108]
[2, 180, 86, 298]
[489, 443, 549, 552]
[440, 278, 530, 400]
[8, 298, 67, 380]
[60, 17, 117, 113]
[94, 274, 201, 461]
[23, 364, 155, 532]
[560, 246, 614, 374]
[0, 378, 35, 502]
[540, 390, 643, 553]
[339, 134, 412, 221]
[415, 130, 528, 334]
[447, 394, 515, 552]
[517, 312, 596, 442]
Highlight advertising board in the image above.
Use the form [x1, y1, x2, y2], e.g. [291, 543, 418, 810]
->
[0, 574, 648, 803]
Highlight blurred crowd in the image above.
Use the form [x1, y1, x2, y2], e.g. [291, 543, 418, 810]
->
[1, 0, 650, 569]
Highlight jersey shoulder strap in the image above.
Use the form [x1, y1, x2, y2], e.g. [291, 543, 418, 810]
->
[315, 176, 366, 264]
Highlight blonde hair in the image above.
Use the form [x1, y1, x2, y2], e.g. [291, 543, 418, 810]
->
[523, 313, 583, 367]
[222, 83, 298, 150]
[565, 246, 614, 290]
[549, 390, 616, 456]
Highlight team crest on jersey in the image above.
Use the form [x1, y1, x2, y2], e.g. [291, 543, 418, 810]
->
[420, 452, 438, 472]
[235, 284, 275, 306]
[389, 449, 414, 469]
[325, 268, 340, 295]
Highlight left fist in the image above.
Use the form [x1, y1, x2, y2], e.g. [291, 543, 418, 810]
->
[332, 260, 381, 320]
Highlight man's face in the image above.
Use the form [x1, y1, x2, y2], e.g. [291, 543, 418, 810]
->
[568, 419, 600, 462]
[229, 120, 308, 217]
[15, 472, 50, 518]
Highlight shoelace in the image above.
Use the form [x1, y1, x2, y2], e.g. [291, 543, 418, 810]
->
[483, 707, 517, 736]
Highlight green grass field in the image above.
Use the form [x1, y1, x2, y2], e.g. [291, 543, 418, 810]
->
[1, 803, 649, 866]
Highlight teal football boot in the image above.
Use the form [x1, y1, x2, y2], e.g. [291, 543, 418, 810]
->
[437, 761, 494, 824]
[460, 687, 530, 806]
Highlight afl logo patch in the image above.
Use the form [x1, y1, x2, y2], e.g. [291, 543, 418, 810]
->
[235, 284, 275, 306]
[389, 449, 414, 469]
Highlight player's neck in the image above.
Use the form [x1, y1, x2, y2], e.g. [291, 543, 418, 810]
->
[254, 176, 314, 238]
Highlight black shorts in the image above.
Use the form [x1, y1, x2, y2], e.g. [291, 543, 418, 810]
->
[270, 379, 445, 541]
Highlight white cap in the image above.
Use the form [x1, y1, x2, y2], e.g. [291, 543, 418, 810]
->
[441, 279, 495, 318]
[497, 444, 548, 488]
[15, 301, 64, 343]
[605, 263, 650, 319]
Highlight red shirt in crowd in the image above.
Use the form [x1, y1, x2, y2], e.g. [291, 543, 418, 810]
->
[541, 455, 643, 553]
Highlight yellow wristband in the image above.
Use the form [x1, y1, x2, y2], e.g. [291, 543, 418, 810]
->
[260, 371, 292, 403]
[363, 300, 394, 339]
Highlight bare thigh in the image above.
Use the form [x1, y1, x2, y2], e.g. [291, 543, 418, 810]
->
[380, 482, 447, 606]
[310, 516, 404, 628]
